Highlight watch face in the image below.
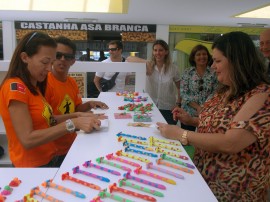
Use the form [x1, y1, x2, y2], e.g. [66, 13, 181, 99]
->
[66, 119, 75, 132]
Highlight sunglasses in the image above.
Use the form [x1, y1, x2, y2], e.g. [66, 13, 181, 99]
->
[56, 52, 75, 61]
[198, 79, 204, 91]
[108, 48, 118, 52]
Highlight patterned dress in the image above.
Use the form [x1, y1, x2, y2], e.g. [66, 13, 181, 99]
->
[180, 66, 218, 117]
[193, 84, 270, 201]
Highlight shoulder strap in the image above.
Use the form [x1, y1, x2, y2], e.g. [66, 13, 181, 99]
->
[111, 72, 120, 80]
[111, 58, 124, 79]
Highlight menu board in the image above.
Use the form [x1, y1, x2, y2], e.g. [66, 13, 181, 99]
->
[68, 72, 87, 98]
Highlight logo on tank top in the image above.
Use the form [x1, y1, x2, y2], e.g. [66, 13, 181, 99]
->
[42, 101, 54, 126]
[58, 94, 75, 114]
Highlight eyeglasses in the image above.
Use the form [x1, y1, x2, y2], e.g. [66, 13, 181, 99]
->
[108, 48, 118, 52]
[56, 52, 75, 61]
[198, 79, 204, 91]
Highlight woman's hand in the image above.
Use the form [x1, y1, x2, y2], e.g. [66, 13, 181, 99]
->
[172, 107, 194, 125]
[156, 122, 183, 141]
[89, 101, 109, 109]
[76, 111, 107, 120]
[196, 106, 202, 116]
[73, 116, 101, 133]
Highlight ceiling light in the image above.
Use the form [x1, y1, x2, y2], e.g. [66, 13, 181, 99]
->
[64, 18, 98, 23]
[0, 0, 129, 13]
[235, 4, 270, 19]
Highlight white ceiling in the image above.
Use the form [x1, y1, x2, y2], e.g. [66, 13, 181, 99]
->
[0, 0, 270, 27]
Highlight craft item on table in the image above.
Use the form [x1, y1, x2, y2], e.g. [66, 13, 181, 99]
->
[149, 139, 182, 152]
[96, 157, 131, 172]
[0, 194, 6, 202]
[1, 185, 12, 195]
[156, 158, 194, 174]
[106, 153, 141, 167]
[118, 136, 148, 145]
[124, 146, 158, 158]
[133, 113, 152, 122]
[134, 166, 176, 185]
[127, 122, 152, 127]
[123, 97, 134, 102]
[31, 186, 63, 202]
[124, 96, 148, 102]
[150, 136, 181, 146]
[118, 178, 164, 197]
[109, 183, 156, 202]
[123, 140, 154, 151]
[160, 154, 195, 169]
[146, 162, 184, 180]
[42, 179, 86, 199]
[118, 103, 141, 111]
[124, 172, 166, 190]
[9, 177, 22, 187]
[155, 147, 188, 160]
[116, 91, 139, 96]
[114, 112, 132, 119]
[134, 96, 148, 102]
[61, 172, 101, 190]
[72, 166, 110, 182]
[90, 196, 103, 202]
[116, 150, 150, 163]
[117, 132, 147, 140]
[98, 189, 133, 202]
[83, 160, 121, 176]
[22, 193, 39, 202]
[118, 103, 153, 112]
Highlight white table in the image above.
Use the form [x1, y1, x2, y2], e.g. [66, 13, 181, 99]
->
[0, 168, 58, 201]
[47, 92, 217, 202]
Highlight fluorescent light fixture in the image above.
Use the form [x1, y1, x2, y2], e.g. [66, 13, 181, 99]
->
[235, 4, 270, 19]
[0, 0, 129, 13]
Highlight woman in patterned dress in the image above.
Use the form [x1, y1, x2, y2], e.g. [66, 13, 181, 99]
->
[157, 31, 270, 201]
[180, 44, 218, 131]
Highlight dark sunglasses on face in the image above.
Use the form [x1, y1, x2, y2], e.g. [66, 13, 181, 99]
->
[198, 79, 204, 91]
[108, 48, 118, 51]
[56, 52, 75, 61]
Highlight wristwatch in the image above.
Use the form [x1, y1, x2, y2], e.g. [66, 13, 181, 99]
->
[180, 130, 189, 145]
[65, 119, 75, 133]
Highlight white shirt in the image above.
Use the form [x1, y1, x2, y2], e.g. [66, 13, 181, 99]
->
[96, 57, 128, 92]
[145, 64, 180, 110]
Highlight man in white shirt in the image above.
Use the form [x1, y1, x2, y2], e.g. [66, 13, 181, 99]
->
[94, 40, 128, 92]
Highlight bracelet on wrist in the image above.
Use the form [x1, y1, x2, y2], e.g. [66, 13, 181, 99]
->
[180, 130, 189, 145]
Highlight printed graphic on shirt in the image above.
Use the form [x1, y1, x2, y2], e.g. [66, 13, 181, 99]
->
[58, 94, 75, 114]
[10, 82, 26, 94]
[42, 100, 54, 127]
